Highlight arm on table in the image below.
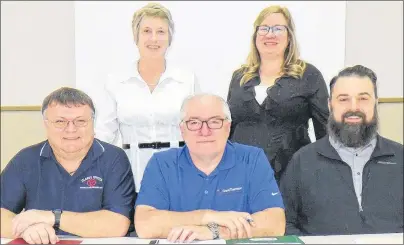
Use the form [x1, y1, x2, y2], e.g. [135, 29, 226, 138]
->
[217, 207, 285, 239]
[1, 156, 27, 238]
[135, 205, 208, 239]
[59, 210, 130, 237]
[1, 208, 17, 238]
[136, 206, 254, 240]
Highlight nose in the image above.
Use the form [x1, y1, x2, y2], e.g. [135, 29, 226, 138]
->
[65, 121, 77, 132]
[350, 98, 359, 111]
[199, 122, 212, 136]
[151, 31, 158, 41]
[265, 29, 276, 37]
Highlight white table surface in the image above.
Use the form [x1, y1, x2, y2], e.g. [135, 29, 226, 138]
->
[299, 232, 403, 244]
[1, 233, 403, 244]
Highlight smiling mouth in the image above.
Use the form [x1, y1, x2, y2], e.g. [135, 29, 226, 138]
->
[344, 116, 363, 123]
[147, 45, 160, 49]
[264, 42, 277, 46]
[64, 137, 80, 140]
[197, 140, 215, 144]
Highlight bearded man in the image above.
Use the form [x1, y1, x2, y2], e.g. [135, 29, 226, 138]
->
[280, 65, 403, 236]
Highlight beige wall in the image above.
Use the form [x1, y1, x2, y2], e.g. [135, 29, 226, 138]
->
[1, 111, 45, 171]
[378, 103, 403, 144]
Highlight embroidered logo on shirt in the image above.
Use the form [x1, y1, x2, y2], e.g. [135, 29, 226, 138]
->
[378, 161, 396, 165]
[80, 176, 103, 189]
[217, 187, 243, 194]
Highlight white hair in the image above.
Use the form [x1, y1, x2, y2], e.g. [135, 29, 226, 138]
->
[180, 93, 232, 122]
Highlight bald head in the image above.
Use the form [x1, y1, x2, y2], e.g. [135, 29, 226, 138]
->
[180, 93, 232, 122]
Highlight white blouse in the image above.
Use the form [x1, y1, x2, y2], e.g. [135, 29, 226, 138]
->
[94, 61, 199, 192]
[254, 85, 271, 105]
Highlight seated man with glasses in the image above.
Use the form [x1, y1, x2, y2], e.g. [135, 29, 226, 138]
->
[135, 93, 285, 243]
[1, 87, 135, 243]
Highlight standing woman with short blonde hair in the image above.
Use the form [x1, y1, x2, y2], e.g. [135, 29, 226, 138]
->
[95, 2, 199, 193]
[227, 5, 329, 183]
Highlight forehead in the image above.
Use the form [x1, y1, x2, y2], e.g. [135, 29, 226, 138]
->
[139, 16, 168, 28]
[185, 97, 225, 118]
[332, 76, 375, 97]
[45, 103, 92, 118]
[260, 13, 287, 25]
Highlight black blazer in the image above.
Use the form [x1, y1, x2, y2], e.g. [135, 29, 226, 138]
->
[227, 63, 329, 182]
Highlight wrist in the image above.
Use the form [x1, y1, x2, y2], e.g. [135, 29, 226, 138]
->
[201, 210, 214, 225]
[51, 209, 63, 230]
[206, 222, 220, 240]
[45, 211, 55, 226]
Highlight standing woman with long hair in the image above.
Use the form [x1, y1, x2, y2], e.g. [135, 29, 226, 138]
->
[227, 5, 329, 183]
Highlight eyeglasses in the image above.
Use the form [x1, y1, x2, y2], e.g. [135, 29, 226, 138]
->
[184, 118, 228, 131]
[256, 25, 287, 36]
[45, 118, 93, 129]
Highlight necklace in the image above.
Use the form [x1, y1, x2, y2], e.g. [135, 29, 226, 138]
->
[137, 60, 166, 87]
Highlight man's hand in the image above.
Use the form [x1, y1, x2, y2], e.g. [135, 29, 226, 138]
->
[202, 211, 255, 239]
[167, 226, 213, 243]
[20, 223, 59, 244]
[12, 210, 54, 237]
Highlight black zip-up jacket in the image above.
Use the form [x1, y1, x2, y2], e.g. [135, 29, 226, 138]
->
[280, 135, 403, 235]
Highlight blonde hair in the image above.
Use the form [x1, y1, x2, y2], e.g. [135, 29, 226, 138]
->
[239, 5, 306, 85]
[132, 2, 175, 45]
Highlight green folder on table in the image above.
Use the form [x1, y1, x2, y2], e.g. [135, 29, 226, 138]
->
[226, 235, 304, 244]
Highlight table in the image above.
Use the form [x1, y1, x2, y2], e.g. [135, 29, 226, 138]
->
[299, 232, 403, 244]
[1, 233, 403, 244]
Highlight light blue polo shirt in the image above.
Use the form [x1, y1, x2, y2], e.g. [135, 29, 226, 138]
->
[135, 141, 284, 213]
[0, 139, 135, 236]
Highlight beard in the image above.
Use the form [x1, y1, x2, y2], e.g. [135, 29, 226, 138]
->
[327, 106, 378, 148]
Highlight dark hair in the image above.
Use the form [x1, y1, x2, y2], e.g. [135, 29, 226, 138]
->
[41, 87, 95, 116]
[329, 65, 378, 99]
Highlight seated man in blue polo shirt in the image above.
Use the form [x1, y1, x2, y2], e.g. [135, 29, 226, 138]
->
[1, 87, 135, 244]
[135, 93, 285, 243]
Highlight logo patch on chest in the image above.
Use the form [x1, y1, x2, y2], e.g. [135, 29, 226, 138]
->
[217, 187, 243, 194]
[80, 176, 103, 189]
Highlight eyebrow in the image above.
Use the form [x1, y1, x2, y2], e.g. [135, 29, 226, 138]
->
[52, 116, 87, 120]
[142, 26, 165, 29]
[336, 92, 372, 98]
[358, 92, 372, 97]
[259, 24, 285, 27]
[187, 116, 223, 120]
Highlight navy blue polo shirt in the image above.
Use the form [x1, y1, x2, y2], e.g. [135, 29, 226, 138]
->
[135, 141, 284, 213]
[0, 139, 135, 236]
